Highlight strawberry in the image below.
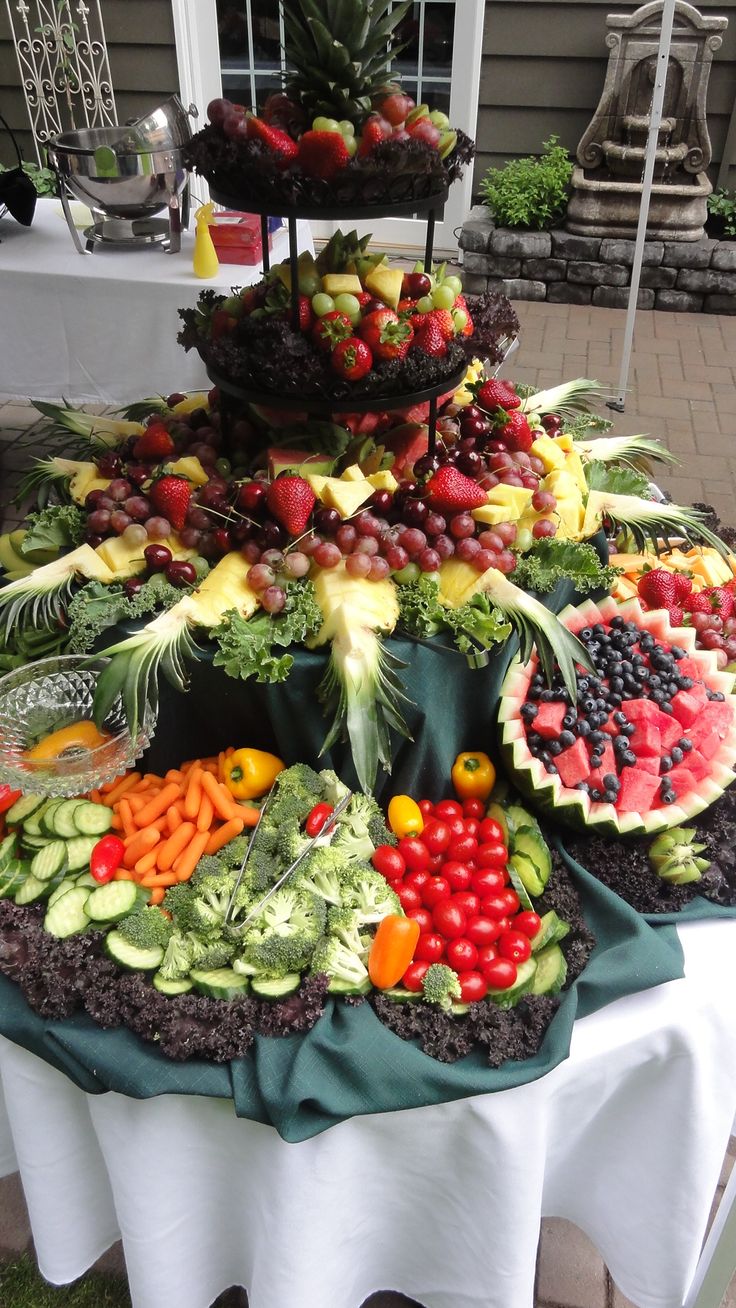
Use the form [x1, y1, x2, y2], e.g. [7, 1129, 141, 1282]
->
[668, 604, 685, 627]
[683, 591, 714, 614]
[425, 308, 455, 341]
[413, 317, 447, 358]
[638, 569, 679, 611]
[331, 337, 373, 382]
[133, 424, 175, 462]
[356, 292, 373, 309]
[358, 308, 413, 361]
[358, 114, 391, 157]
[697, 586, 735, 619]
[149, 474, 191, 532]
[246, 116, 298, 167]
[453, 293, 474, 336]
[398, 297, 418, 316]
[296, 294, 314, 333]
[497, 409, 533, 452]
[477, 378, 520, 411]
[297, 130, 350, 181]
[265, 475, 316, 536]
[425, 465, 487, 512]
[671, 571, 693, 601]
[312, 310, 353, 353]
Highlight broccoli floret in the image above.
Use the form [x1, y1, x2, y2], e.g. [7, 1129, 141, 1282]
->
[190, 854, 227, 887]
[116, 907, 173, 951]
[247, 847, 279, 893]
[369, 814, 397, 848]
[251, 823, 279, 857]
[162, 882, 198, 933]
[341, 867, 400, 926]
[295, 846, 346, 905]
[220, 834, 251, 869]
[241, 930, 315, 978]
[275, 763, 325, 798]
[318, 769, 351, 806]
[186, 933, 234, 970]
[326, 905, 370, 959]
[276, 822, 312, 866]
[241, 886, 325, 976]
[189, 872, 237, 935]
[158, 930, 195, 982]
[332, 792, 391, 863]
[311, 936, 369, 989]
[422, 963, 462, 1011]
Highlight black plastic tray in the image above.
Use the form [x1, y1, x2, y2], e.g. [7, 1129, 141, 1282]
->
[206, 362, 467, 414]
[208, 184, 449, 222]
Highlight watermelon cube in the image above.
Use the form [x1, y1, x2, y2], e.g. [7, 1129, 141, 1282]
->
[636, 755, 662, 775]
[589, 741, 617, 789]
[616, 769, 662, 813]
[629, 719, 661, 757]
[533, 702, 567, 740]
[689, 700, 734, 749]
[672, 684, 709, 728]
[666, 767, 696, 801]
[681, 749, 710, 781]
[694, 729, 722, 761]
[677, 657, 701, 680]
[556, 737, 591, 789]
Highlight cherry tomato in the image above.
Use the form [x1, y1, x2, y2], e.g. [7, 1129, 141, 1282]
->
[422, 876, 452, 909]
[387, 879, 403, 895]
[462, 797, 485, 820]
[479, 817, 506, 843]
[427, 853, 445, 874]
[90, 833, 125, 884]
[432, 900, 467, 939]
[481, 892, 515, 920]
[477, 944, 499, 970]
[515, 910, 543, 940]
[408, 907, 432, 934]
[498, 929, 532, 964]
[414, 932, 445, 963]
[418, 799, 435, 819]
[448, 834, 478, 863]
[446, 938, 478, 972]
[447, 816, 466, 838]
[422, 820, 452, 856]
[495, 916, 512, 933]
[452, 891, 481, 920]
[481, 957, 518, 990]
[458, 971, 488, 1003]
[442, 861, 472, 893]
[397, 884, 422, 914]
[464, 818, 480, 838]
[477, 841, 508, 868]
[466, 916, 502, 947]
[472, 868, 506, 897]
[402, 960, 430, 992]
[405, 868, 430, 892]
[306, 802, 334, 837]
[398, 837, 430, 872]
[434, 799, 463, 822]
[372, 845, 406, 880]
[497, 887, 521, 915]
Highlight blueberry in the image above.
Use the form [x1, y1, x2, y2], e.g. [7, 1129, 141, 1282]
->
[580, 628, 593, 642]
[621, 660, 633, 674]
[559, 730, 576, 749]
[548, 740, 563, 756]
[660, 756, 672, 773]
[608, 693, 623, 708]
[527, 686, 541, 700]
[540, 689, 558, 703]
[528, 733, 542, 750]
[649, 675, 662, 689]
[634, 666, 649, 681]
[660, 702, 674, 714]
[590, 755, 603, 769]
[582, 697, 597, 713]
[671, 646, 685, 660]
[603, 790, 618, 804]
[562, 714, 577, 730]
[593, 624, 605, 636]
[709, 691, 726, 702]
[520, 702, 538, 721]
[623, 750, 637, 767]
[679, 738, 693, 752]
[613, 711, 628, 726]
[661, 787, 676, 805]
[602, 774, 619, 790]
[576, 720, 591, 738]
[610, 616, 625, 630]
[671, 746, 684, 765]
[589, 730, 606, 746]
[575, 781, 590, 792]
[590, 788, 603, 802]
[577, 678, 590, 694]
[540, 750, 552, 763]
[678, 676, 694, 690]
[544, 760, 559, 774]
[622, 722, 636, 737]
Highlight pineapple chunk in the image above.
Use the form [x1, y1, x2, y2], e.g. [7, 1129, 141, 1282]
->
[612, 577, 640, 600]
[555, 434, 574, 453]
[308, 561, 399, 645]
[166, 456, 209, 487]
[472, 503, 518, 527]
[320, 477, 374, 517]
[530, 435, 566, 473]
[486, 485, 534, 514]
[171, 392, 210, 416]
[367, 470, 399, 492]
[321, 274, 363, 297]
[544, 469, 582, 501]
[364, 266, 404, 311]
[95, 535, 196, 578]
[437, 559, 485, 608]
[306, 474, 329, 498]
[685, 549, 733, 587]
[562, 446, 588, 495]
[69, 463, 111, 505]
[340, 464, 367, 483]
[187, 550, 258, 628]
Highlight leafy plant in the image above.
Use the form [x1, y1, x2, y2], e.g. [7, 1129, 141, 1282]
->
[479, 136, 573, 230]
[707, 188, 736, 238]
[0, 161, 57, 197]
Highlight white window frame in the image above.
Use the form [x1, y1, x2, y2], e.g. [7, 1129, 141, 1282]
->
[172, 0, 485, 256]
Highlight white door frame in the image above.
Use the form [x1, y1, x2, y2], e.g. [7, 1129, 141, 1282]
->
[171, 0, 485, 256]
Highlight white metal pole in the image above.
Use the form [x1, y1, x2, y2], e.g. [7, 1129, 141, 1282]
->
[607, 0, 677, 412]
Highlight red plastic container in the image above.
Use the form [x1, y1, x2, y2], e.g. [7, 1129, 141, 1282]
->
[209, 211, 270, 265]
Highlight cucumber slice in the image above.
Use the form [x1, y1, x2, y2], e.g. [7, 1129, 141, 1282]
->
[190, 968, 250, 1000]
[40, 800, 65, 837]
[71, 802, 113, 837]
[531, 910, 570, 953]
[152, 974, 193, 996]
[66, 835, 99, 873]
[75, 871, 99, 889]
[106, 930, 164, 972]
[450, 1002, 471, 1016]
[486, 957, 538, 1009]
[5, 794, 45, 826]
[381, 987, 420, 1003]
[47, 878, 80, 907]
[250, 973, 301, 1000]
[50, 800, 86, 839]
[507, 860, 535, 911]
[85, 880, 139, 924]
[43, 887, 91, 938]
[512, 825, 551, 888]
[30, 840, 68, 882]
[20, 834, 54, 852]
[23, 801, 53, 838]
[531, 944, 568, 996]
[508, 851, 545, 898]
[15, 872, 55, 905]
[0, 833, 18, 873]
[0, 859, 28, 899]
[326, 976, 372, 997]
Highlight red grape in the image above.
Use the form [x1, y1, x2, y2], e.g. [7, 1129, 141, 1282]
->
[495, 549, 517, 574]
[401, 528, 427, 557]
[145, 516, 171, 539]
[474, 549, 497, 572]
[247, 563, 276, 591]
[108, 479, 132, 502]
[424, 512, 446, 537]
[433, 535, 455, 559]
[355, 537, 379, 556]
[449, 514, 475, 539]
[532, 490, 557, 512]
[87, 509, 111, 533]
[456, 537, 481, 562]
[532, 519, 557, 539]
[179, 528, 202, 550]
[418, 548, 441, 572]
[109, 510, 132, 535]
[314, 542, 342, 568]
[346, 552, 372, 578]
[284, 551, 310, 578]
[261, 585, 286, 614]
[369, 556, 390, 581]
[386, 545, 409, 571]
[336, 525, 357, 554]
[124, 496, 151, 522]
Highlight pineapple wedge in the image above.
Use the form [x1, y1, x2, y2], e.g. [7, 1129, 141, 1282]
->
[367, 471, 399, 492]
[187, 550, 259, 628]
[320, 477, 374, 517]
[530, 435, 566, 473]
[309, 562, 399, 645]
[438, 559, 485, 608]
[171, 392, 210, 416]
[94, 535, 197, 578]
[165, 456, 210, 487]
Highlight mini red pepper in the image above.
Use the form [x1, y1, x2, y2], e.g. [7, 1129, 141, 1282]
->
[305, 802, 334, 838]
[0, 785, 22, 816]
[90, 833, 125, 883]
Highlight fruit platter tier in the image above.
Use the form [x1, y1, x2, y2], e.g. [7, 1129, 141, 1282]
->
[208, 182, 450, 222]
[205, 362, 469, 415]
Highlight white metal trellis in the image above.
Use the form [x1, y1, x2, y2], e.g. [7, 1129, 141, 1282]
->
[5, 0, 117, 162]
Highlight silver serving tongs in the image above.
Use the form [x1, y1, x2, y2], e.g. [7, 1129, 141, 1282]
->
[223, 782, 277, 925]
[228, 790, 353, 934]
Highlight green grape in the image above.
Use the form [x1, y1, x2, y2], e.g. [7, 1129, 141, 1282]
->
[431, 284, 456, 310]
[393, 562, 421, 583]
[429, 111, 450, 129]
[338, 119, 355, 136]
[452, 308, 468, 332]
[312, 292, 335, 317]
[444, 275, 463, 295]
[333, 293, 361, 319]
[344, 135, 358, 157]
[514, 528, 534, 553]
[416, 295, 434, 314]
[312, 116, 341, 133]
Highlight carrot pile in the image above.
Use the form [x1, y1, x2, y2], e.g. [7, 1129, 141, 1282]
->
[89, 751, 259, 905]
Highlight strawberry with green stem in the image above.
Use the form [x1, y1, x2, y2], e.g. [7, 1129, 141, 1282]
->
[298, 130, 350, 180]
[358, 308, 413, 362]
[331, 337, 373, 382]
[312, 311, 353, 353]
[425, 466, 487, 512]
[265, 475, 316, 536]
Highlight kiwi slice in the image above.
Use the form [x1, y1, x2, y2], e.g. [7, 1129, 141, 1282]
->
[648, 828, 710, 885]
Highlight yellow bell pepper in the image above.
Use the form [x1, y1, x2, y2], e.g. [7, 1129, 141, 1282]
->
[451, 751, 496, 801]
[387, 794, 424, 839]
[223, 748, 285, 801]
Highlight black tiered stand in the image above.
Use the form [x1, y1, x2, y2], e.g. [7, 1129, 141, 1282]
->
[207, 183, 459, 455]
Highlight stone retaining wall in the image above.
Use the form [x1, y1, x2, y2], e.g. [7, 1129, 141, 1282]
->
[459, 206, 736, 314]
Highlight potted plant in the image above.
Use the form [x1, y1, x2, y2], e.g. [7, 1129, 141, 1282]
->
[478, 136, 573, 230]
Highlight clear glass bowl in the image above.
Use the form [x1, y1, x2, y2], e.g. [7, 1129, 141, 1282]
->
[0, 656, 155, 796]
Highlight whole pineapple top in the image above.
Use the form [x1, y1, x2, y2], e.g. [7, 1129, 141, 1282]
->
[283, 0, 412, 123]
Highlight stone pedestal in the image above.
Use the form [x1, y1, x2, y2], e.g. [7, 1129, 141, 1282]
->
[566, 165, 712, 241]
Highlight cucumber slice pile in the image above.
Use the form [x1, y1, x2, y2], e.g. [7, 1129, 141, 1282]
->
[1, 799, 115, 910]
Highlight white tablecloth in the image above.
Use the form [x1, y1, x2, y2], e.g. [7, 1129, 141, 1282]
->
[0, 203, 313, 405]
[0, 918, 734, 1308]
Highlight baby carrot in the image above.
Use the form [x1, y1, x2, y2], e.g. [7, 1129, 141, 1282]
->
[196, 793, 214, 833]
[104, 772, 142, 805]
[89, 789, 103, 805]
[166, 804, 183, 836]
[205, 817, 245, 855]
[110, 814, 124, 831]
[113, 867, 136, 881]
[172, 829, 210, 881]
[118, 797, 135, 838]
[200, 770, 239, 822]
[123, 826, 161, 868]
[148, 887, 165, 905]
[127, 793, 148, 814]
[140, 870, 179, 889]
[164, 769, 184, 784]
[157, 820, 196, 872]
[134, 782, 181, 829]
[134, 848, 160, 876]
[183, 766, 203, 821]
[233, 803, 260, 828]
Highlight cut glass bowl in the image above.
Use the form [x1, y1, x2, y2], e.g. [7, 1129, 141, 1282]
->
[0, 656, 155, 797]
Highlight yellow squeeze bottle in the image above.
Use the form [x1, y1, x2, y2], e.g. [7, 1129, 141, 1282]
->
[193, 202, 219, 279]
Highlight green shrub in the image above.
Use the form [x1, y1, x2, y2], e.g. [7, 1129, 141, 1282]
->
[479, 136, 573, 230]
[707, 187, 736, 237]
[0, 160, 57, 196]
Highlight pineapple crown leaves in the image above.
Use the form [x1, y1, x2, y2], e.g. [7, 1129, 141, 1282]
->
[14, 456, 75, 508]
[591, 492, 730, 558]
[93, 606, 202, 737]
[283, 0, 413, 117]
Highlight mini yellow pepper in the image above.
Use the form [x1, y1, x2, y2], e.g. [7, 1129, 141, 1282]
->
[451, 751, 496, 801]
[223, 748, 285, 801]
[387, 794, 424, 839]
[26, 719, 110, 761]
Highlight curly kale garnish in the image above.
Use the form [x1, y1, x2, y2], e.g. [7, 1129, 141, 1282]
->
[212, 579, 322, 684]
[510, 538, 621, 596]
[66, 576, 186, 654]
[583, 461, 653, 499]
[397, 578, 512, 659]
[22, 504, 86, 553]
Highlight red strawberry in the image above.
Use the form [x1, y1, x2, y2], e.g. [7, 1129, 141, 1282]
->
[702, 586, 735, 619]
[246, 116, 298, 167]
[497, 409, 533, 452]
[683, 591, 714, 614]
[149, 474, 191, 532]
[312, 310, 353, 353]
[425, 466, 487, 512]
[358, 114, 391, 157]
[133, 425, 175, 462]
[358, 308, 413, 361]
[671, 571, 693, 601]
[638, 569, 679, 611]
[398, 297, 418, 316]
[265, 475, 316, 536]
[477, 378, 520, 411]
[453, 293, 474, 336]
[297, 130, 350, 181]
[425, 308, 455, 341]
[668, 604, 685, 627]
[414, 317, 447, 358]
[356, 292, 373, 309]
[331, 337, 373, 382]
[296, 294, 314, 333]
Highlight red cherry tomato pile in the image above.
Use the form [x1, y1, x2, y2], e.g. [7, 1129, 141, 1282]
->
[372, 797, 542, 1003]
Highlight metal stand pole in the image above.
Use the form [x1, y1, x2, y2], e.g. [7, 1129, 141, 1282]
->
[607, 0, 676, 413]
[261, 213, 270, 273]
[288, 215, 300, 330]
[427, 394, 438, 456]
[424, 209, 436, 274]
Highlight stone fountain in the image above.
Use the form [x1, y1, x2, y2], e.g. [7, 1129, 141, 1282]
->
[566, 0, 727, 241]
